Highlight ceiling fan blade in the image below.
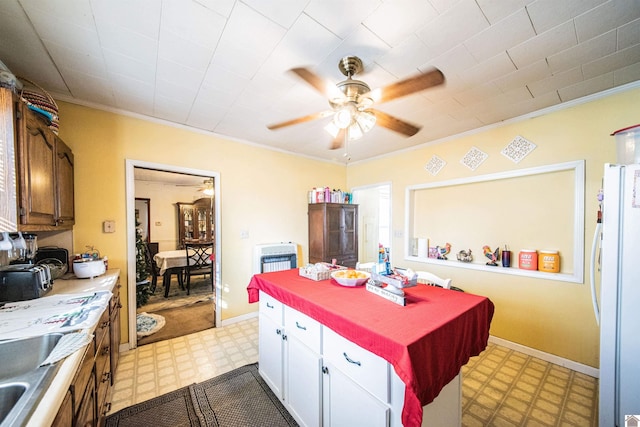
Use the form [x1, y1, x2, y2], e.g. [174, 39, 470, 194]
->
[330, 128, 346, 150]
[290, 67, 343, 99]
[267, 110, 334, 130]
[365, 68, 445, 104]
[371, 109, 421, 137]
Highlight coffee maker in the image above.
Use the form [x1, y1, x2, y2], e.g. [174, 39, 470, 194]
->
[9, 232, 38, 264]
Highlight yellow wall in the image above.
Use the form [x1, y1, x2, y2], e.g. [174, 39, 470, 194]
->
[56, 86, 638, 367]
[347, 87, 640, 368]
[55, 104, 346, 344]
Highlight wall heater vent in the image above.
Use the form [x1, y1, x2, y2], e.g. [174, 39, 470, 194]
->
[253, 243, 298, 274]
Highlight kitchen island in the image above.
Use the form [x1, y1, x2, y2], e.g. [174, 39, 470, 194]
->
[248, 269, 494, 427]
[0, 269, 121, 427]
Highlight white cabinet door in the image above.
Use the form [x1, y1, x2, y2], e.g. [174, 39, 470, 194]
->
[286, 334, 322, 427]
[258, 294, 285, 401]
[322, 361, 389, 427]
[258, 313, 284, 399]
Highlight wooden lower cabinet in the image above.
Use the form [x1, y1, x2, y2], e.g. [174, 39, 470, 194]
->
[109, 285, 121, 386]
[52, 287, 120, 427]
[51, 390, 73, 426]
[76, 371, 96, 427]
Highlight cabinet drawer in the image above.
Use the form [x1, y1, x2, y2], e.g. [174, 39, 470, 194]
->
[71, 344, 95, 415]
[284, 305, 321, 353]
[259, 291, 283, 323]
[323, 327, 389, 403]
[94, 309, 110, 353]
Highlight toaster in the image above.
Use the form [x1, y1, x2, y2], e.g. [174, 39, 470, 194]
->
[0, 264, 53, 302]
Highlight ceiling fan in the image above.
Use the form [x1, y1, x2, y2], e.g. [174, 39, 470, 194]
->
[267, 56, 445, 149]
[176, 178, 214, 196]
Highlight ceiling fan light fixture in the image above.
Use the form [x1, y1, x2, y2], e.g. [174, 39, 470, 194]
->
[356, 110, 376, 132]
[334, 105, 355, 129]
[324, 120, 340, 138]
[202, 187, 214, 196]
[347, 122, 364, 141]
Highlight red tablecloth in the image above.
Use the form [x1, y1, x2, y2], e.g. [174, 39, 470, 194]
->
[247, 269, 494, 427]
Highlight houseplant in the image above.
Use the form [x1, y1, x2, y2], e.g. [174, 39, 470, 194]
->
[135, 222, 151, 307]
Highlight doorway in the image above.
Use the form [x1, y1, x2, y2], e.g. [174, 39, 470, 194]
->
[134, 198, 150, 243]
[353, 183, 392, 264]
[125, 160, 221, 350]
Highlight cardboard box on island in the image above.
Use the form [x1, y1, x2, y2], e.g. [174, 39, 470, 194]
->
[371, 267, 418, 288]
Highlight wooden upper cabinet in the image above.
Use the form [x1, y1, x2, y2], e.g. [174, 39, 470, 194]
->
[55, 137, 75, 226]
[15, 100, 74, 230]
[17, 105, 57, 226]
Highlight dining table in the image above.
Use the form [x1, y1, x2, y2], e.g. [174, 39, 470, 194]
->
[153, 248, 213, 297]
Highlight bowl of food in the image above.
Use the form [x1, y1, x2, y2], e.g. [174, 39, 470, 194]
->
[331, 269, 371, 287]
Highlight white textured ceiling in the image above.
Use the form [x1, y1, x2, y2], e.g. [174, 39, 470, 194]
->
[1, 0, 639, 164]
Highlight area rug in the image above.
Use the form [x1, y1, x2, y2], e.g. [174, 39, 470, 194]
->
[105, 363, 298, 427]
[137, 300, 214, 346]
[136, 312, 166, 338]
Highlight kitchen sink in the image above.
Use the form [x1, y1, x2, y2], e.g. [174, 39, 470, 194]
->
[0, 333, 63, 381]
[0, 333, 65, 426]
[0, 383, 27, 424]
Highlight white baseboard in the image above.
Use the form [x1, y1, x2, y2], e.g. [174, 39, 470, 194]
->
[219, 311, 258, 327]
[489, 335, 599, 378]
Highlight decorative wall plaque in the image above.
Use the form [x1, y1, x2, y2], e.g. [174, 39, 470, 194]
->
[424, 155, 446, 176]
[501, 135, 536, 163]
[460, 146, 488, 171]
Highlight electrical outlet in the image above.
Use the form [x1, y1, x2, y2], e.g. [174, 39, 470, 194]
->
[103, 220, 116, 233]
[240, 230, 249, 239]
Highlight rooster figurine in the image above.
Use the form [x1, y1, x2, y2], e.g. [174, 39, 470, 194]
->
[435, 243, 451, 260]
[456, 249, 473, 263]
[483, 245, 500, 266]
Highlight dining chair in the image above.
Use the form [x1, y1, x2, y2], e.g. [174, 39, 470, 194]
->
[144, 243, 161, 293]
[184, 241, 214, 295]
[415, 271, 464, 292]
[415, 271, 452, 289]
[145, 242, 162, 293]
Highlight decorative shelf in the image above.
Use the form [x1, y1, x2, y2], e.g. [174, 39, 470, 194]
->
[405, 255, 580, 283]
[404, 160, 585, 285]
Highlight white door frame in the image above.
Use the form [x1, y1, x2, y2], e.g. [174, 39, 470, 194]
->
[125, 159, 222, 349]
[352, 182, 392, 264]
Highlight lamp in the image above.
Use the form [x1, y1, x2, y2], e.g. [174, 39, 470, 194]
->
[325, 103, 377, 141]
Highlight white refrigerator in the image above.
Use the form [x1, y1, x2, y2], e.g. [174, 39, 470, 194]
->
[594, 163, 640, 426]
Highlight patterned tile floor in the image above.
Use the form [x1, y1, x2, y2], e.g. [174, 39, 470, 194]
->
[109, 320, 598, 426]
[109, 317, 259, 413]
[462, 343, 598, 426]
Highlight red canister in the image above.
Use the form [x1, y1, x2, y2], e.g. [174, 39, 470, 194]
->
[518, 250, 538, 270]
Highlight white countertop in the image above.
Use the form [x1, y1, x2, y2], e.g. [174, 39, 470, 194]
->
[19, 269, 121, 427]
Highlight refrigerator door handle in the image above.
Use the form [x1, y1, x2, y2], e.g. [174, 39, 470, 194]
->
[590, 221, 601, 325]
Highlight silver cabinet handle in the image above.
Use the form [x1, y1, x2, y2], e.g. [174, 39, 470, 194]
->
[266, 302, 274, 309]
[295, 321, 307, 330]
[343, 352, 361, 366]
